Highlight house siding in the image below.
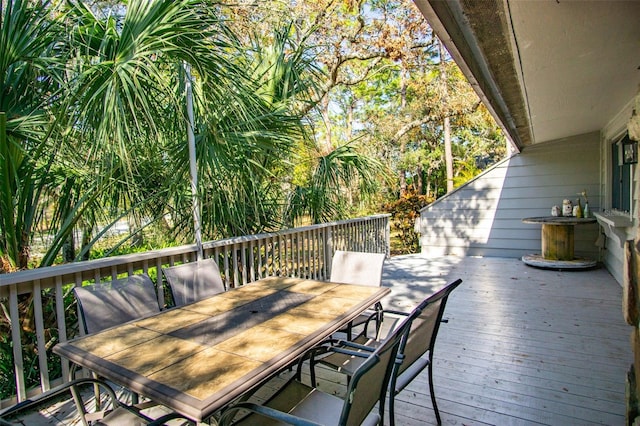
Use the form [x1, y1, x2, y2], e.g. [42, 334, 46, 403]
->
[600, 101, 638, 285]
[417, 132, 601, 260]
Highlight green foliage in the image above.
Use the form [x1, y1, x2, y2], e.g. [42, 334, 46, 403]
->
[382, 191, 433, 254]
[285, 143, 387, 225]
[0, 287, 78, 401]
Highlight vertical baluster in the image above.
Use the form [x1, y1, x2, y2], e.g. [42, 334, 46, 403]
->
[10, 284, 26, 401]
[283, 233, 288, 276]
[362, 219, 366, 251]
[33, 280, 50, 392]
[344, 223, 349, 251]
[313, 229, 319, 279]
[285, 233, 294, 277]
[249, 241, 255, 283]
[257, 240, 264, 280]
[324, 227, 332, 280]
[385, 215, 391, 255]
[286, 232, 291, 277]
[224, 246, 231, 288]
[308, 229, 316, 279]
[241, 242, 247, 285]
[306, 230, 312, 278]
[55, 276, 70, 382]
[271, 236, 276, 277]
[278, 235, 283, 276]
[233, 244, 239, 288]
[156, 257, 165, 308]
[75, 273, 85, 337]
[295, 231, 301, 278]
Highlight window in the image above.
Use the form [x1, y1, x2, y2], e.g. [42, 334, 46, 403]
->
[612, 133, 632, 212]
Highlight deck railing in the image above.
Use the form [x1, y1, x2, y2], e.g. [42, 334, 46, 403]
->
[0, 214, 390, 406]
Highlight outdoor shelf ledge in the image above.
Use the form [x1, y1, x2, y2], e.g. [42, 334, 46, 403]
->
[594, 212, 634, 248]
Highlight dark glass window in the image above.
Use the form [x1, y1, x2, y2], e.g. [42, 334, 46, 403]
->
[612, 134, 632, 212]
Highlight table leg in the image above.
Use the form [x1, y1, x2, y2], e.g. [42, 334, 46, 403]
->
[541, 224, 574, 260]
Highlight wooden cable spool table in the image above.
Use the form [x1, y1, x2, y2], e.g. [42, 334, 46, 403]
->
[521, 216, 597, 269]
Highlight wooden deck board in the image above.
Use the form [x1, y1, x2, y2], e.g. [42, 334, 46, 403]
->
[381, 255, 629, 426]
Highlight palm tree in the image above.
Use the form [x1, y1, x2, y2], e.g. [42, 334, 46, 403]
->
[0, 0, 69, 270]
[1, 0, 315, 268]
[285, 143, 387, 225]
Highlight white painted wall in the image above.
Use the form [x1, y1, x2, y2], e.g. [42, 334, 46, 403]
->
[416, 132, 601, 260]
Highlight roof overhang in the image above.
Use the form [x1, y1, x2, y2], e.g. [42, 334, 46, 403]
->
[414, 0, 640, 152]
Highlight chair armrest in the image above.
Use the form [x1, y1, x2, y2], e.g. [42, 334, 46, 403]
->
[327, 346, 372, 359]
[359, 308, 408, 338]
[219, 402, 323, 426]
[0, 378, 119, 420]
[333, 340, 405, 366]
[147, 411, 196, 425]
[295, 341, 335, 380]
[382, 309, 410, 317]
[332, 339, 375, 353]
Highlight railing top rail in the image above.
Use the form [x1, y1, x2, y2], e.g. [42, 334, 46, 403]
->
[0, 215, 390, 288]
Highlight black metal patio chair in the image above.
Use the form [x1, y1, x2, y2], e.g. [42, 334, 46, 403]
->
[162, 258, 225, 307]
[330, 250, 387, 340]
[313, 278, 463, 425]
[217, 297, 417, 426]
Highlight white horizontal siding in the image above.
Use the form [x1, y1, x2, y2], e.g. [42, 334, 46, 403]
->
[598, 107, 639, 285]
[418, 132, 601, 260]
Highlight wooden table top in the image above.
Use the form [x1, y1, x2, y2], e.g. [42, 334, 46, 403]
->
[54, 276, 390, 422]
[522, 216, 597, 225]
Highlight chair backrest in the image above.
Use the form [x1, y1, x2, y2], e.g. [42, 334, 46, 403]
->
[339, 303, 417, 425]
[73, 274, 161, 334]
[330, 250, 386, 287]
[398, 278, 463, 377]
[162, 258, 225, 307]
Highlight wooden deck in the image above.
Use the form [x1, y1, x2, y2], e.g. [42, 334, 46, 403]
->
[376, 254, 630, 425]
[16, 255, 630, 425]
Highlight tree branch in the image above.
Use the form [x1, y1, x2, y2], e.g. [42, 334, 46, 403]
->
[389, 101, 481, 144]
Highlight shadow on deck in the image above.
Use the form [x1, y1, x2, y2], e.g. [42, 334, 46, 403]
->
[377, 254, 629, 425]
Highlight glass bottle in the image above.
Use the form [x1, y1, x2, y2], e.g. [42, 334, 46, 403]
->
[574, 198, 583, 218]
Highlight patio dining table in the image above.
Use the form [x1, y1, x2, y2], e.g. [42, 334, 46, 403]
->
[53, 276, 390, 423]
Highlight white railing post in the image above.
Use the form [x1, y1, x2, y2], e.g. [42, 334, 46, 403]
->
[55, 276, 70, 382]
[9, 285, 26, 402]
[385, 215, 391, 256]
[32, 280, 50, 393]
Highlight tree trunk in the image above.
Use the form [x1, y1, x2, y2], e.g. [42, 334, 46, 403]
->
[62, 232, 75, 263]
[346, 98, 354, 141]
[320, 95, 332, 152]
[80, 220, 93, 261]
[438, 37, 454, 193]
[425, 169, 432, 198]
[444, 115, 453, 193]
[399, 64, 409, 195]
[416, 164, 424, 195]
